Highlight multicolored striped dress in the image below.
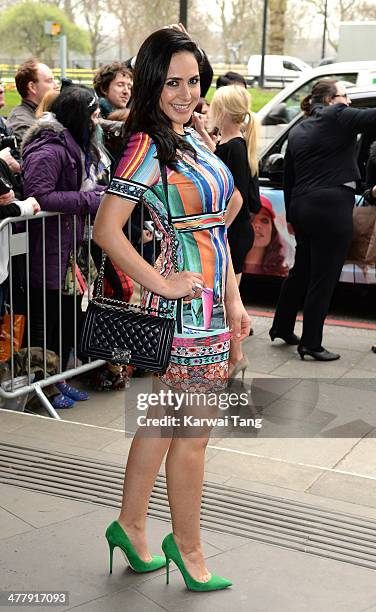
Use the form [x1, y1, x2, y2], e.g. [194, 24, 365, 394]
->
[107, 129, 234, 391]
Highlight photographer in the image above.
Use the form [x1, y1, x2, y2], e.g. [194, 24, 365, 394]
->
[0, 160, 39, 315]
[0, 79, 21, 174]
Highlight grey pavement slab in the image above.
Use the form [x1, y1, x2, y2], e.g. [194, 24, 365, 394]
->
[0, 500, 247, 612]
[207, 437, 360, 468]
[0, 484, 98, 530]
[271, 347, 365, 378]
[0, 506, 33, 540]
[241, 337, 296, 374]
[63, 588, 167, 612]
[204, 447, 322, 491]
[353, 351, 376, 372]
[4, 416, 121, 451]
[334, 435, 376, 477]
[135, 539, 376, 612]
[2, 485, 376, 612]
[308, 470, 376, 508]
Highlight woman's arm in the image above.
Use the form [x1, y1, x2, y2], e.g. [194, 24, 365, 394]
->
[225, 242, 250, 341]
[93, 193, 204, 300]
[22, 147, 104, 215]
[225, 188, 243, 227]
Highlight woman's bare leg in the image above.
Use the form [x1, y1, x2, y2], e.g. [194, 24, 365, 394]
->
[117, 434, 171, 560]
[165, 435, 211, 581]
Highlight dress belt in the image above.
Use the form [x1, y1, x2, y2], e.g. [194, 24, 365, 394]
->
[171, 210, 226, 233]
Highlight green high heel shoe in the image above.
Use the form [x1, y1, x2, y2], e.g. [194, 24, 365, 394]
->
[105, 521, 166, 574]
[161, 533, 232, 592]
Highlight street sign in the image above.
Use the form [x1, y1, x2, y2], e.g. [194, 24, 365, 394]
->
[44, 21, 61, 36]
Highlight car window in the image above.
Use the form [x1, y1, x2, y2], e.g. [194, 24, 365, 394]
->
[350, 96, 376, 108]
[263, 72, 358, 125]
[260, 93, 376, 190]
[283, 61, 301, 71]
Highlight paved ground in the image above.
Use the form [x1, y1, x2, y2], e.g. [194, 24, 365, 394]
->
[1, 315, 376, 610]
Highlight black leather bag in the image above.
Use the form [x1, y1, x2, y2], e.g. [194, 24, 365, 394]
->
[80, 296, 175, 372]
[80, 164, 177, 372]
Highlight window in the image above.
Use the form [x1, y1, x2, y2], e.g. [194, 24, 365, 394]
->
[283, 61, 301, 71]
[263, 72, 358, 126]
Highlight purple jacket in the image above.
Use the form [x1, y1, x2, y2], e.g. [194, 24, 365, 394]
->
[22, 121, 104, 289]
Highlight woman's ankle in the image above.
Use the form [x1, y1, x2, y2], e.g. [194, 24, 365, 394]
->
[117, 516, 146, 533]
[173, 532, 202, 556]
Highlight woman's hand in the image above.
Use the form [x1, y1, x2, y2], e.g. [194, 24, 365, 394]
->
[191, 112, 206, 136]
[161, 270, 205, 300]
[142, 229, 153, 244]
[0, 190, 15, 206]
[25, 197, 41, 214]
[0, 148, 20, 174]
[226, 299, 251, 342]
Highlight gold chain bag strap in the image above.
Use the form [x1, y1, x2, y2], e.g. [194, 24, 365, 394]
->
[79, 163, 179, 371]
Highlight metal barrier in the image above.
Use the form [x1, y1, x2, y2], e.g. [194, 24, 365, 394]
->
[0, 205, 160, 419]
[0, 210, 106, 420]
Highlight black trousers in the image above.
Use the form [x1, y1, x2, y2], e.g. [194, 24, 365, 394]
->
[272, 187, 354, 350]
[30, 289, 83, 371]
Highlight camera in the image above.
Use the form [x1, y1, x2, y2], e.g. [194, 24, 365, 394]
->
[0, 176, 12, 196]
[0, 133, 17, 151]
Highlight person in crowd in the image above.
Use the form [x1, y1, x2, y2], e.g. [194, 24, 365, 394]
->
[0, 162, 40, 315]
[21, 85, 105, 408]
[211, 84, 261, 381]
[93, 62, 133, 162]
[270, 79, 376, 360]
[7, 58, 59, 145]
[245, 196, 289, 277]
[194, 97, 210, 127]
[364, 141, 376, 206]
[0, 79, 9, 136]
[93, 62, 133, 119]
[0, 79, 22, 178]
[216, 71, 247, 89]
[35, 90, 59, 120]
[93, 28, 249, 591]
[192, 97, 220, 148]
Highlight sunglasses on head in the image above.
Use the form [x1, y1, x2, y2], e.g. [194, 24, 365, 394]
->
[88, 94, 99, 109]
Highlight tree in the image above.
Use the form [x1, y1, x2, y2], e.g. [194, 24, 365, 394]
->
[215, 0, 263, 63]
[306, 0, 376, 50]
[0, 1, 90, 60]
[80, 0, 108, 68]
[267, 0, 287, 54]
[108, 0, 178, 57]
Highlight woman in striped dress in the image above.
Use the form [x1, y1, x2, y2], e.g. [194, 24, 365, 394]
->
[93, 28, 250, 591]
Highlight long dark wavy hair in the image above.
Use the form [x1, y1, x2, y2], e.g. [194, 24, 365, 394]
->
[125, 28, 203, 167]
[50, 85, 100, 171]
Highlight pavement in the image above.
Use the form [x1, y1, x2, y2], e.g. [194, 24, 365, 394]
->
[1, 314, 376, 611]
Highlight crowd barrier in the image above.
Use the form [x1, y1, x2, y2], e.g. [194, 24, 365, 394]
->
[0, 210, 106, 419]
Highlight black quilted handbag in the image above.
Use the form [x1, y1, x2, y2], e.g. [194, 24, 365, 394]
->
[79, 164, 177, 372]
[79, 293, 175, 372]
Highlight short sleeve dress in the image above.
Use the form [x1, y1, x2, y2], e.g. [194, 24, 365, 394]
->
[107, 129, 234, 391]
